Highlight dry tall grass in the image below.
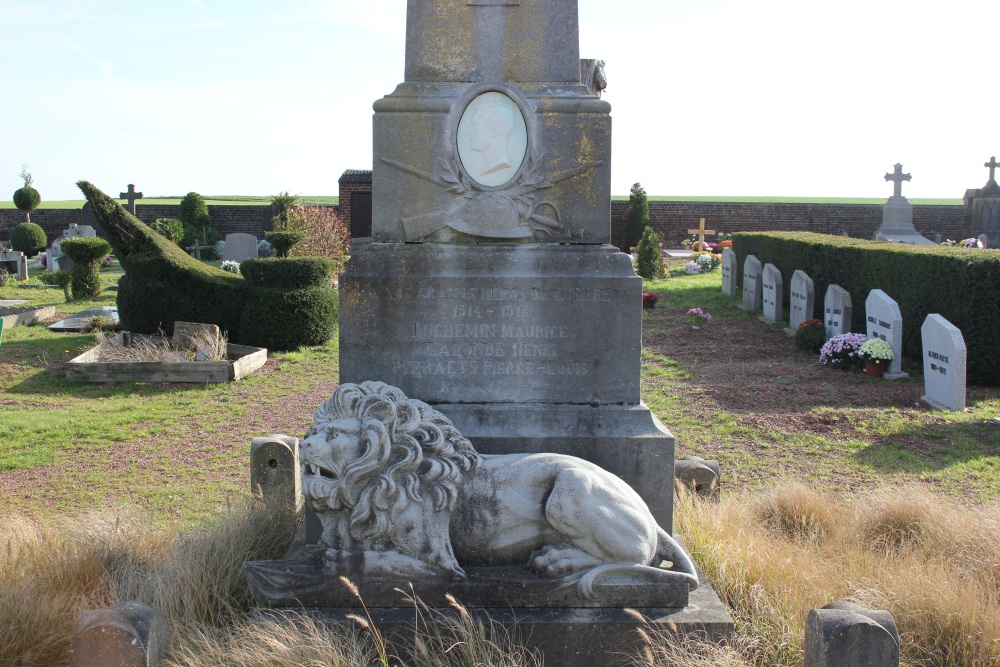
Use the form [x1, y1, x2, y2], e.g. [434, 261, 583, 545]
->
[674, 483, 1000, 667]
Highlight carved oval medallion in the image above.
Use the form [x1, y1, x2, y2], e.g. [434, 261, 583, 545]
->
[456, 91, 528, 188]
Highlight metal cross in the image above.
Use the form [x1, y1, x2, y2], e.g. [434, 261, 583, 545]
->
[986, 156, 998, 182]
[119, 183, 144, 215]
[687, 218, 716, 249]
[884, 163, 911, 198]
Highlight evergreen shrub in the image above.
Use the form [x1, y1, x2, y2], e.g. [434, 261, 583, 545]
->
[60, 237, 112, 298]
[241, 257, 335, 289]
[10, 222, 47, 255]
[178, 192, 210, 226]
[624, 182, 650, 251]
[264, 231, 305, 258]
[239, 286, 338, 351]
[150, 218, 185, 244]
[13, 187, 40, 213]
[635, 225, 663, 279]
[732, 231, 1000, 384]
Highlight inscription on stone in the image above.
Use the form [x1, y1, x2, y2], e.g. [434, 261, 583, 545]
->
[865, 289, 906, 378]
[921, 314, 967, 410]
[823, 284, 852, 339]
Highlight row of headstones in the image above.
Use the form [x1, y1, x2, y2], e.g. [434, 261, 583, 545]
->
[721, 248, 967, 411]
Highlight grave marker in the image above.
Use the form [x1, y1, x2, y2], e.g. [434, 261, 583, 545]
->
[118, 183, 143, 215]
[823, 285, 852, 339]
[865, 289, 907, 379]
[873, 163, 934, 245]
[760, 263, 783, 325]
[920, 314, 967, 411]
[70, 601, 166, 667]
[687, 218, 715, 250]
[787, 270, 815, 334]
[805, 601, 899, 667]
[222, 233, 259, 263]
[720, 247, 738, 297]
[0, 248, 28, 280]
[250, 434, 301, 513]
[741, 255, 762, 311]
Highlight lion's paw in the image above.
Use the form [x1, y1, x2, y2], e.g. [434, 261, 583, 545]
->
[530, 545, 603, 577]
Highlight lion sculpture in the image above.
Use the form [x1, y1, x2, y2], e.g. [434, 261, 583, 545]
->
[300, 381, 699, 597]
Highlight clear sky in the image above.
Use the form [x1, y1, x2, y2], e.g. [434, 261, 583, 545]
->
[2, 0, 997, 201]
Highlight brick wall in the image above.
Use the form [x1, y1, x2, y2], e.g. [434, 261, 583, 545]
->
[610, 201, 971, 250]
[338, 181, 373, 231]
[0, 210, 82, 244]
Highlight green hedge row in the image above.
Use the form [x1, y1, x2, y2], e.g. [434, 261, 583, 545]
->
[731, 231, 1000, 385]
[77, 181, 338, 352]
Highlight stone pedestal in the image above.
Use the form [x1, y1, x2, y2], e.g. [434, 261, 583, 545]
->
[874, 197, 935, 245]
[338, 242, 677, 531]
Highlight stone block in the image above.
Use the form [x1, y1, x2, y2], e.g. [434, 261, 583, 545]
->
[721, 247, 738, 297]
[674, 455, 720, 498]
[787, 269, 815, 334]
[805, 601, 899, 667]
[251, 434, 301, 512]
[741, 255, 762, 311]
[865, 289, 907, 379]
[920, 314, 967, 411]
[69, 601, 165, 667]
[824, 285, 852, 339]
[760, 263, 783, 325]
[222, 232, 259, 263]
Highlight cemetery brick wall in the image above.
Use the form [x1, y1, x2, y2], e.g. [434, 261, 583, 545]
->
[0, 209, 82, 243]
[338, 181, 373, 231]
[610, 201, 970, 250]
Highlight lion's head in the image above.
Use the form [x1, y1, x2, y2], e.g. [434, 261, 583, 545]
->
[301, 381, 480, 549]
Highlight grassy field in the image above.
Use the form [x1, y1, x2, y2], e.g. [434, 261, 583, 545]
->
[0, 195, 339, 210]
[1, 261, 997, 665]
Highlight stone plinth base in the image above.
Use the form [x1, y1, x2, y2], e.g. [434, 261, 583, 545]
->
[256, 570, 734, 667]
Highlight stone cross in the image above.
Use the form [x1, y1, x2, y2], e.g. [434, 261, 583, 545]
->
[687, 218, 716, 249]
[119, 184, 143, 215]
[986, 156, 998, 183]
[884, 163, 911, 198]
[187, 240, 210, 260]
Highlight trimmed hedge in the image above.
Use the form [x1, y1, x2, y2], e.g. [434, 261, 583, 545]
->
[264, 230, 304, 258]
[241, 257, 335, 289]
[732, 231, 1000, 385]
[76, 181, 338, 351]
[13, 186, 41, 212]
[60, 237, 112, 298]
[10, 222, 47, 255]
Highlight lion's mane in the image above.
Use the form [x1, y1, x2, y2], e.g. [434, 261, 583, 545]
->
[308, 381, 480, 547]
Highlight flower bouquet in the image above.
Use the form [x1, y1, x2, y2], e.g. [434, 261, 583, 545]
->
[818, 332, 867, 369]
[858, 338, 893, 376]
[220, 260, 241, 274]
[688, 307, 712, 327]
[642, 292, 659, 309]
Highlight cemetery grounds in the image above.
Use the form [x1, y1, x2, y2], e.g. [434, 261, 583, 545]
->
[0, 259, 998, 666]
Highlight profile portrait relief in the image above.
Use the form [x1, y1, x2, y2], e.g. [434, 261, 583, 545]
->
[457, 91, 528, 188]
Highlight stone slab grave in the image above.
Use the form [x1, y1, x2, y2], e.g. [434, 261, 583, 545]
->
[786, 269, 815, 336]
[824, 285, 852, 339]
[1, 305, 56, 330]
[0, 248, 29, 280]
[865, 289, 908, 379]
[720, 247, 737, 297]
[295, 0, 732, 662]
[805, 601, 899, 667]
[740, 254, 762, 311]
[759, 262, 783, 325]
[222, 232, 259, 263]
[920, 314, 967, 411]
[48, 306, 120, 332]
[873, 163, 934, 246]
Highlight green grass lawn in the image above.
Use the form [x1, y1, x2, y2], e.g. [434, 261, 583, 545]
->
[610, 195, 964, 205]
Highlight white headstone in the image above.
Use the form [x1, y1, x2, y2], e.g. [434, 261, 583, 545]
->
[760, 263, 783, 325]
[865, 289, 907, 379]
[920, 314, 966, 411]
[978, 234, 989, 248]
[721, 247, 738, 297]
[788, 270, 815, 331]
[741, 255, 762, 311]
[222, 233, 259, 263]
[64, 223, 96, 239]
[0, 250, 28, 281]
[823, 285, 852, 339]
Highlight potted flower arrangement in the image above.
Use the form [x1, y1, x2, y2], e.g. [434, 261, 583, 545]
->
[818, 332, 867, 369]
[793, 319, 827, 353]
[681, 238, 692, 249]
[857, 338, 894, 377]
[687, 307, 712, 328]
[642, 292, 658, 309]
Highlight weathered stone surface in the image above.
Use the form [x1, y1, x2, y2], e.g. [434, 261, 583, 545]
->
[787, 269, 815, 333]
[47, 222, 97, 272]
[172, 321, 221, 357]
[760, 263, 783, 325]
[721, 247, 737, 297]
[222, 232, 259, 263]
[250, 434, 301, 512]
[286, 382, 698, 599]
[340, 244, 640, 405]
[920, 314, 967, 411]
[805, 601, 899, 667]
[741, 255, 762, 311]
[824, 285, 852, 339]
[0, 249, 28, 280]
[865, 289, 907, 379]
[70, 601, 165, 667]
[674, 455, 720, 498]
